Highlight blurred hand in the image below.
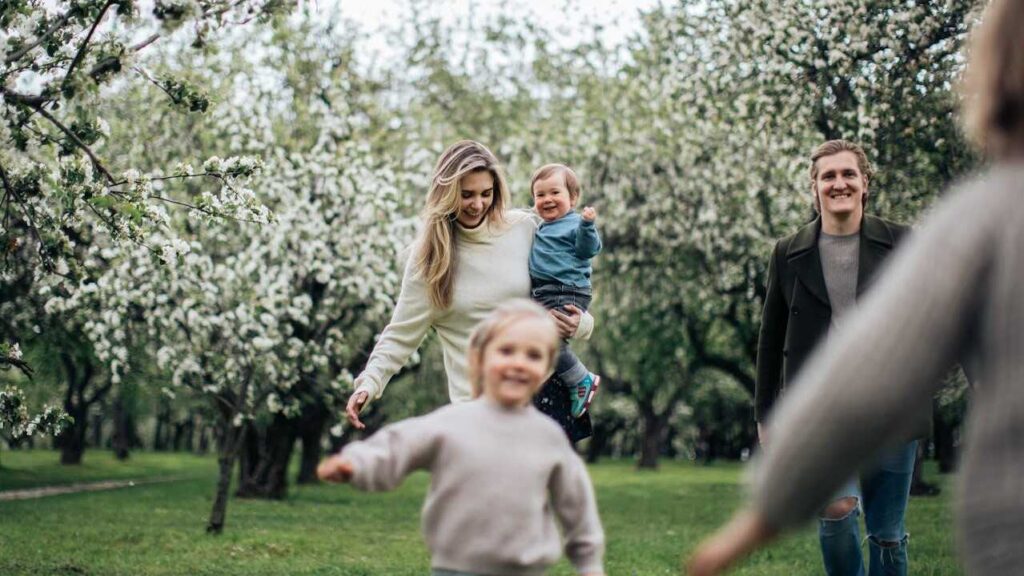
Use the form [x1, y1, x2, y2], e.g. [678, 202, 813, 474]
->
[345, 390, 369, 430]
[551, 304, 582, 338]
[582, 206, 598, 222]
[686, 510, 776, 576]
[316, 455, 354, 483]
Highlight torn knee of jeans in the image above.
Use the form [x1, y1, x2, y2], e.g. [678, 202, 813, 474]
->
[820, 497, 860, 521]
[868, 534, 909, 548]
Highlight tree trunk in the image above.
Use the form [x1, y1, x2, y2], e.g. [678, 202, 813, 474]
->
[236, 414, 296, 500]
[586, 423, 610, 464]
[90, 412, 104, 448]
[172, 421, 187, 451]
[153, 401, 171, 451]
[637, 401, 663, 470]
[58, 409, 88, 465]
[296, 403, 328, 485]
[111, 396, 132, 460]
[57, 352, 98, 465]
[197, 426, 210, 454]
[184, 417, 195, 452]
[206, 424, 245, 534]
[910, 441, 941, 496]
[933, 400, 959, 473]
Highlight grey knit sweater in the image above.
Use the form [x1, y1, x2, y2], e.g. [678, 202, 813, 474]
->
[752, 163, 1024, 574]
[341, 398, 605, 575]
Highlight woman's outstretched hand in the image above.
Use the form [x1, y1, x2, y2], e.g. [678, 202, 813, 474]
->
[551, 303, 582, 338]
[345, 390, 369, 430]
[686, 509, 776, 576]
[317, 455, 354, 483]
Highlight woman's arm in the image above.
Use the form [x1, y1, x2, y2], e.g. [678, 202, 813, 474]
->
[347, 252, 433, 427]
[551, 304, 594, 340]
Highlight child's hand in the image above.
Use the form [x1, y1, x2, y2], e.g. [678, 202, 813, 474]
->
[686, 509, 776, 576]
[317, 455, 355, 483]
[581, 206, 598, 222]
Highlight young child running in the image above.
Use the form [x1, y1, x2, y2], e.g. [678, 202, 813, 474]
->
[529, 164, 603, 418]
[318, 299, 605, 576]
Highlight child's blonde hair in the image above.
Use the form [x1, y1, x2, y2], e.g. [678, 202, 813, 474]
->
[466, 299, 560, 398]
[530, 163, 582, 204]
[961, 0, 1024, 160]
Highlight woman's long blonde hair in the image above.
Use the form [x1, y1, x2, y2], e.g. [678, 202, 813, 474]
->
[466, 299, 560, 398]
[961, 0, 1024, 160]
[417, 140, 511, 309]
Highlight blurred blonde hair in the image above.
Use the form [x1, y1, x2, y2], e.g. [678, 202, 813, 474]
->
[530, 163, 582, 204]
[416, 140, 511, 309]
[961, 0, 1024, 160]
[466, 299, 560, 399]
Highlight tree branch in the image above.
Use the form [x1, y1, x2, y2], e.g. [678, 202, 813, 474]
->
[132, 33, 161, 52]
[61, 0, 115, 91]
[0, 88, 49, 108]
[0, 164, 45, 259]
[4, 8, 78, 65]
[85, 377, 114, 407]
[23, 102, 116, 184]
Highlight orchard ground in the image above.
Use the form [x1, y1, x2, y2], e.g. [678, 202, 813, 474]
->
[0, 451, 961, 575]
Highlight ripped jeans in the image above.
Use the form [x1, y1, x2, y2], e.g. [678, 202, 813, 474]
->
[818, 440, 918, 576]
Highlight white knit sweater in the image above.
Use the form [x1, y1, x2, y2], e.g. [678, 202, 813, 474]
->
[355, 209, 594, 405]
[342, 398, 606, 575]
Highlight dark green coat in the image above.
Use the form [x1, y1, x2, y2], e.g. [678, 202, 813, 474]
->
[754, 214, 910, 422]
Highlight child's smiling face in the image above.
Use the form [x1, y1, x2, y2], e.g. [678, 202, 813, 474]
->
[481, 317, 554, 408]
[532, 172, 575, 222]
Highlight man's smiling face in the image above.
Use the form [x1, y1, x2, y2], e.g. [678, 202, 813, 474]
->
[813, 151, 868, 219]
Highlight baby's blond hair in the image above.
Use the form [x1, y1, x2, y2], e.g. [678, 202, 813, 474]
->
[466, 299, 560, 398]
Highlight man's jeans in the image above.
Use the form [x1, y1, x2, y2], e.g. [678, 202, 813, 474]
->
[530, 282, 592, 386]
[819, 440, 918, 576]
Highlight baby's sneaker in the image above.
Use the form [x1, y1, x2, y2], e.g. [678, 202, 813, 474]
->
[570, 373, 601, 419]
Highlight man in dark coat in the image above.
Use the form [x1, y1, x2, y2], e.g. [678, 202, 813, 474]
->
[755, 140, 916, 576]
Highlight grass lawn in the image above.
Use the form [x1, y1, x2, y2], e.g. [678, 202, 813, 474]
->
[0, 450, 962, 575]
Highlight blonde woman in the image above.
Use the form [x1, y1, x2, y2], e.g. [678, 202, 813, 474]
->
[345, 140, 594, 440]
[689, 1, 1024, 574]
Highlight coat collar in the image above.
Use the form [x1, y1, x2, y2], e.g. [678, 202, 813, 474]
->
[785, 214, 898, 306]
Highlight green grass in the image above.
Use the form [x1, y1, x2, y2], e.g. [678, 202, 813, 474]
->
[0, 450, 213, 491]
[0, 451, 962, 575]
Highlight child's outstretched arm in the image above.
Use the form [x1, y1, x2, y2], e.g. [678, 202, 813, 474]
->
[317, 455, 354, 483]
[549, 448, 605, 575]
[575, 207, 602, 259]
[686, 509, 777, 576]
[337, 413, 440, 492]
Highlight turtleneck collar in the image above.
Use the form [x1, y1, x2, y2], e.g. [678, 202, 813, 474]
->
[456, 217, 504, 244]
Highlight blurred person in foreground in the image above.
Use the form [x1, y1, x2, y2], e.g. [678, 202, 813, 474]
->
[319, 300, 604, 576]
[688, 0, 1024, 574]
[754, 138, 919, 576]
